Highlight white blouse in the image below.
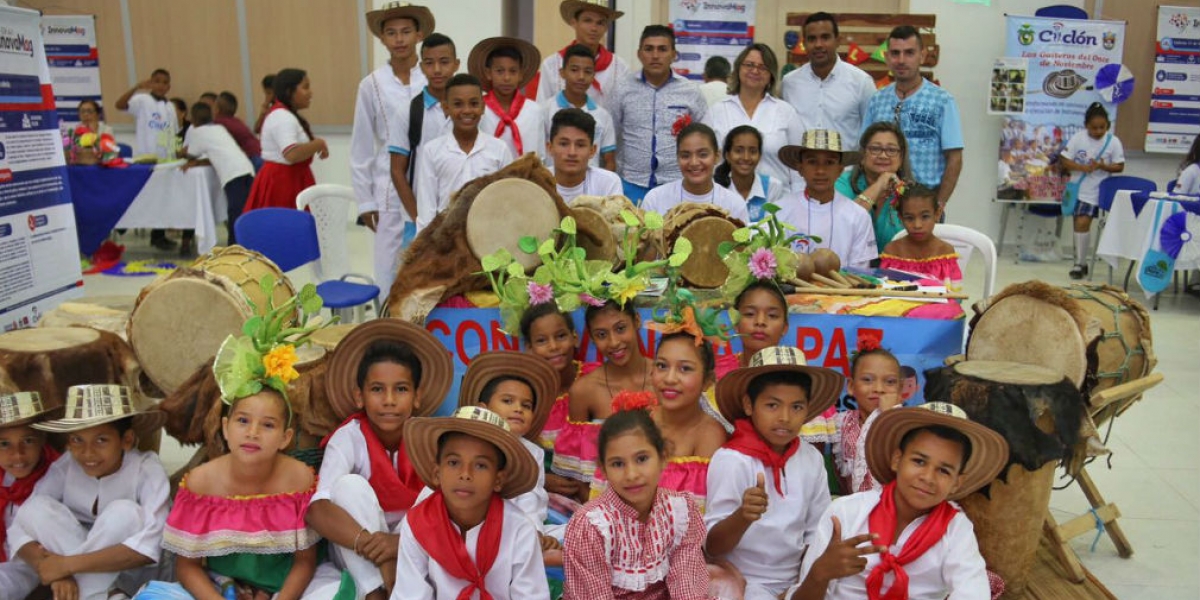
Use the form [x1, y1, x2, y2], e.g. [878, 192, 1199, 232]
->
[708, 94, 804, 191]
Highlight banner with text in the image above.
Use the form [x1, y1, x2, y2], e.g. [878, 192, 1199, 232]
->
[1147, 6, 1200, 153]
[668, 0, 756, 81]
[0, 6, 84, 329]
[996, 15, 1125, 202]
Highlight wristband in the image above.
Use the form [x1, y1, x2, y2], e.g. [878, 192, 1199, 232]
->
[855, 194, 875, 207]
[353, 528, 369, 555]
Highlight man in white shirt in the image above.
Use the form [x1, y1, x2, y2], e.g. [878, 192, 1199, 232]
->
[781, 13, 877, 151]
[547, 109, 623, 204]
[700, 56, 731, 107]
[115, 68, 178, 250]
[535, 0, 629, 113]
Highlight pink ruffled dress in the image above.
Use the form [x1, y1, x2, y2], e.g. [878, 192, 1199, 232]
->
[538, 362, 599, 451]
[879, 253, 963, 285]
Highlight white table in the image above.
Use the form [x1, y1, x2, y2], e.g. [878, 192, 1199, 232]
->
[1096, 190, 1200, 300]
[113, 162, 228, 255]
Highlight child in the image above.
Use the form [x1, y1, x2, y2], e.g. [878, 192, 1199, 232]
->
[540, 44, 618, 172]
[791, 403, 1009, 600]
[546, 109, 623, 204]
[879, 184, 963, 286]
[535, 0, 629, 112]
[389, 32, 459, 213]
[1059, 102, 1125, 279]
[777, 129, 877, 269]
[12, 385, 168, 600]
[562, 409, 709, 600]
[214, 91, 262, 170]
[714, 125, 787, 223]
[183, 102, 255, 245]
[641, 123, 751, 222]
[707, 346, 844, 600]
[245, 69, 329, 212]
[395, 406, 549, 599]
[115, 68, 177, 250]
[254, 74, 275, 135]
[1177, 134, 1200, 195]
[171, 97, 190, 147]
[198, 92, 217, 109]
[719, 281, 789, 380]
[353, 3, 434, 299]
[834, 335, 902, 494]
[309, 319, 453, 600]
[0, 392, 59, 600]
[470, 37, 545, 161]
[414, 74, 514, 232]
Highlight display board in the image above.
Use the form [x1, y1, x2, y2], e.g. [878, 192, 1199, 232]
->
[1146, 6, 1200, 153]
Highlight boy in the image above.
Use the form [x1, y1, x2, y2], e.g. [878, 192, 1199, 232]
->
[700, 55, 731, 107]
[254, 73, 275, 135]
[308, 319, 453, 600]
[414, 74, 514, 232]
[0, 392, 59, 600]
[777, 130, 877, 269]
[539, 44, 617, 172]
[547, 109, 622, 204]
[353, 3, 434, 300]
[13, 385, 168, 600]
[707, 347, 846, 600]
[535, 0, 629, 112]
[213, 91, 262, 171]
[469, 37, 545, 161]
[396, 406, 549, 600]
[790, 402, 1009, 600]
[115, 68, 177, 250]
[182, 102, 255, 245]
[610, 25, 707, 203]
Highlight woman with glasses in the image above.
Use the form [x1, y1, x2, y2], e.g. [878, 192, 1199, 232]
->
[836, 121, 911, 254]
[707, 43, 803, 192]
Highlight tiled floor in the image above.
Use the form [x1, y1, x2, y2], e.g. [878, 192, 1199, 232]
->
[80, 226, 1200, 598]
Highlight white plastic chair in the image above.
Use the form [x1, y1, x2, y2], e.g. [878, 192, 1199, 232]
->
[296, 184, 378, 321]
[891, 224, 997, 298]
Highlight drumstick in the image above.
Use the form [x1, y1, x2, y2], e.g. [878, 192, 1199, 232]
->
[786, 278, 821, 290]
[829, 271, 854, 287]
[841, 272, 872, 287]
[811, 273, 850, 288]
[788, 287, 970, 300]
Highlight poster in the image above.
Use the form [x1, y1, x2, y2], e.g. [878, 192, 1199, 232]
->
[41, 15, 102, 133]
[0, 6, 84, 329]
[989, 58, 1028, 115]
[996, 15, 1125, 202]
[1146, 6, 1200, 154]
[668, 0, 756, 81]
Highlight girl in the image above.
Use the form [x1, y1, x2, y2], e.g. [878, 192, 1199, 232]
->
[833, 336, 902, 494]
[1059, 102, 1125, 279]
[836, 122, 910, 254]
[1175, 134, 1200, 195]
[640, 123, 751, 223]
[562, 410, 710, 600]
[718, 280, 788, 380]
[171, 97, 190, 149]
[714, 126, 787, 222]
[879, 184, 963, 286]
[244, 68, 329, 212]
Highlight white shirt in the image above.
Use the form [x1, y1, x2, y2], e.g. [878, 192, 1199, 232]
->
[183, 124, 254, 186]
[314, 421, 413, 527]
[388, 87, 453, 165]
[480, 97, 546, 162]
[3, 472, 19, 554]
[511, 438, 549, 534]
[1178, 163, 1200, 195]
[260, 109, 310, 165]
[776, 191, 878, 269]
[124, 93, 176, 159]
[704, 445, 830, 593]
[724, 172, 787, 221]
[540, 92, 617, 169]
[781, 58, 877, 151]
[536, 50, 630, 113]
[708, 94, 805, 189]
[792, 489, 990, 600]
[641, 179, 751, 223]
[699, 80, 729, 107]
[414, 132, 514, 231]
[392, 499, 549, 600]
[1061, 130, 1125, 205]
[556, 166, 624, 204]
[351, 64, 427, 216]
[9, 449, 169, 561]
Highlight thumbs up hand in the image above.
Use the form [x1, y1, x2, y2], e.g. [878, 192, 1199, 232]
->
[738, 472, 770, 523]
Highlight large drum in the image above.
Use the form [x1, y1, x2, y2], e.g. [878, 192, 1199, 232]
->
[38, 296, 133, 341]
[1064, 284, 1155, 414]
[661, 203, 745, 288]
[0, 327, 143, 410]
[570, 195, 640, 264]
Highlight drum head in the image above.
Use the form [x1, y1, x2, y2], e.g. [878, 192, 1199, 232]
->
[967, 294, 1088, 387]
[676, 217, 737, 288]
[193, 246, 296, 320]
[571, 206, 617, 262]
[310, 323, 357, 351]
[466, 179, 559, 270]
[0, 327, 99, 352]
[954, 360, 1065, 386]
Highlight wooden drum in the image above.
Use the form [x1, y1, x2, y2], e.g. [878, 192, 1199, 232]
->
[570, 195, 640, 264]
[661, 203, 745, 288]
[1064, 284, 1156, 418]
[0, 327, 143, 410]
[38, 296, 133, 341]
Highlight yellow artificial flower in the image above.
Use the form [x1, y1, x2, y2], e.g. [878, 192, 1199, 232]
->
[263, 344, 300, 384]
[615, 279, 645, 305]
[78, 132, 97, 148]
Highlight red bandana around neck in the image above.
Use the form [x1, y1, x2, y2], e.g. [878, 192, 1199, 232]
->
[408, 491, 505, 600]
[865, 481, 959, 600]
[484, 92, 527, 156]
[723, 419, 799, 496]
[0, 445, 60, 561]
[558, 42, 615, 93]
[321, 412, 422, 512]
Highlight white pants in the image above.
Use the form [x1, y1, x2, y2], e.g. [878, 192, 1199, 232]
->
[743, 582, 787, 600]
[15, 496, 149, 600]
[0, 559, 40, 600]
[327, 474, 399, 600]
[373, 211, 415, 302]
[132, 563, 346, 600]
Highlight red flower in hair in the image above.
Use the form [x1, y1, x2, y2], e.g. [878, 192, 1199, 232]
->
[672, 113, 693, 137]
[611, 390, 658, 414]
[857, 329, 883, 353]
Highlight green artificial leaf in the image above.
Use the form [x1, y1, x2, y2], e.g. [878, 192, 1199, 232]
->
[506, 261, 525, 278]
[258, 275, 275, 311]
[538, 237, 556, 256]
[297, 284, 323, 315]
[717, 241, 736, 258]
[643, 211, 664, 230]
[560, 216, 577, 235]
[558, 293, 581, 312]
[668, 252, 689, 268]
[242, 316, 264, 337]
[732, 227, 751, 243]
[572, 247, 587, 261]
[518, 236, 538, 254]
[480, 251, 505, 273]
[620, 209, 640, 227]
[532, 267, 554, 285]
[763, 202, 781, 215]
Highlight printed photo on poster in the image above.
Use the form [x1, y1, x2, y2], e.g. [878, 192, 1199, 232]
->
[1147, 5, 1200, 154]
[989, 58, 1028, 115]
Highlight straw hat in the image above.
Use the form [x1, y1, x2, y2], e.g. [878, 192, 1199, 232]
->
[365, 2, 435, 38]
[778, 129, 847, 171]
[323, 319, 453, 420]
[467, 37, 542, 90]
[457, 351, 559, 441]
[865, 402, 1010, 501]
[33, 385, 165, 439]
[715, 346, 845, 424]
[0, 392, 59, 429]
[559, 0, 624, 25]
[403, 406, 539, 498]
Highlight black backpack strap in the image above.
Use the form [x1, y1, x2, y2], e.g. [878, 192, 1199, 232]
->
[407, 93, 424, 184]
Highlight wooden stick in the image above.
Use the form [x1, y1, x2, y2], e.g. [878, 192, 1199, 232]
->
[786, 278, 821, 290]
[842, 272, 873, 287]
[787, 287, 970, 300]
[829, 271, 854, 287]
[811, 273, 849, 288]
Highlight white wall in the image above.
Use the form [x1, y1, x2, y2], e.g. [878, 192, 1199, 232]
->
[369, 0, 505, 68]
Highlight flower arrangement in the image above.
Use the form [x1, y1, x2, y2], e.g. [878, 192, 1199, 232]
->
[646, 271, 733, 346]
[69, 126, 125, 167]
[717, 204, 820, 302]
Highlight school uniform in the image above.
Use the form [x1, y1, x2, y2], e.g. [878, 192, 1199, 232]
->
[557, 166, 624, 205]
[1060, 129, 1126, 207]
[244, 106, 316, 212]
[708, 94, 804, 190]
[540, 92, 617, 169]
[124, 92, 176, 159]
[536, 47, 630, 113]
[791, 488, 990, 600]
[184, 124, 255, 243]
[480, 93, 546, 162]
[641, 179, 751, 223]
[776, 191, 878, 269]
[610, 72, 708, 202]
[414, 132, 513, 232]
[0, 474, 41, 600]
[512, 438, 550, 535]
[724, 172, 786, 223]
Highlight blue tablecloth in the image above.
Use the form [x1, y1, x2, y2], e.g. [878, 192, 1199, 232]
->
[67, 164, 154, 255]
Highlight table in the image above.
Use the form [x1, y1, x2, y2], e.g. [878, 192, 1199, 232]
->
[1096, 190, 1200, 298]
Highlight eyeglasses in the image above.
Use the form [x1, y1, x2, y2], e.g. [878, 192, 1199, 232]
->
[865, 145, 902, 157]
[740, 62, 769, 73]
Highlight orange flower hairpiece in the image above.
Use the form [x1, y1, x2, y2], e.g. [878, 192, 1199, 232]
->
[645, 305, 706, 346]
[611, 390, 658, 413]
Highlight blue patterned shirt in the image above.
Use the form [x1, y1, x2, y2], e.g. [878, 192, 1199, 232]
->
[610, 71, 708, 188]
[863, 81, 963, 188]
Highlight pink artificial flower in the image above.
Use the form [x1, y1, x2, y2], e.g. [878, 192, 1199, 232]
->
[749, 248, 777, 280]
[527, 281, 554, 305]
[580, 293, 606, 307]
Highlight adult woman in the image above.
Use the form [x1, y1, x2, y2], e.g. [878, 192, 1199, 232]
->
[835, 121, 911, 254]
[707, 43, 803, 190]
[76, 100, 113, 137]
[244, 68, 328, 212]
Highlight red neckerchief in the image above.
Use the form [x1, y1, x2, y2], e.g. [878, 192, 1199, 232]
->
[723, 418, 798, 496]
[558, 42, 615, 92]
[320, 412, 421, 512]
[865, 481, 959, 600]
[0, 445, 60, 561]
[408, 491, 505, 600]
[484, 92, 527, 156]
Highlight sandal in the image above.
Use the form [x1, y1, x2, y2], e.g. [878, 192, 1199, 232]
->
[1069, 264, 1087, 280]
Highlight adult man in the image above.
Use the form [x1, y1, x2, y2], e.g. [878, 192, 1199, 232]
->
[863, 25, 963, 208]
[781, 12, 876, 151]
[700, 56, 731, 107]
[534, 0, 628, 112]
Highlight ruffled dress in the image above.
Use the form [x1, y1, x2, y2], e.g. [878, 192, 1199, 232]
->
[538, 361, 598, 452]
[879, 253, 963, 286]
[590, 455, 711, 515]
